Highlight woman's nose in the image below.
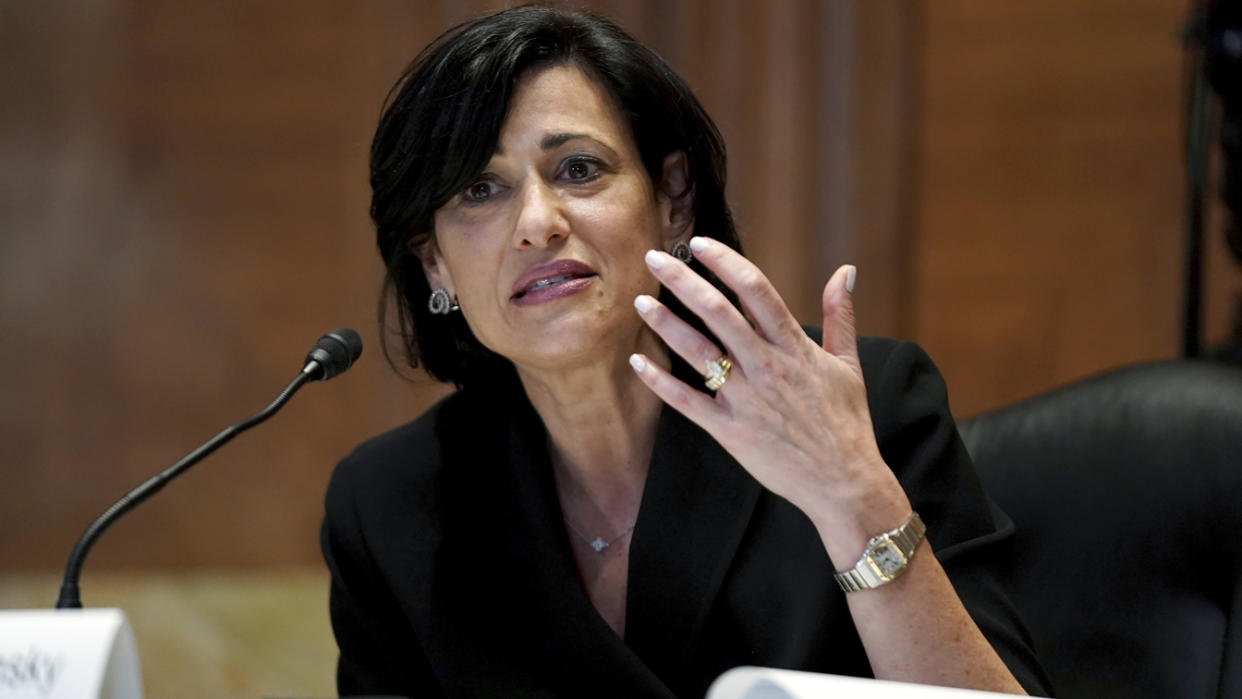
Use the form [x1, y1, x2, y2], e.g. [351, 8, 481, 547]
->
[512, 178, 569, 249]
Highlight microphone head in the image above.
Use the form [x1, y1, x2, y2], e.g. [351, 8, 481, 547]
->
[303, 328, 363, 381]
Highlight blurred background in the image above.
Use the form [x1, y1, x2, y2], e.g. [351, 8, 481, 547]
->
[2, 0, 1238, 696]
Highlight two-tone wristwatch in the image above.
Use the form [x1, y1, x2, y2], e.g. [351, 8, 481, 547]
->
[833, 512, 926, 592]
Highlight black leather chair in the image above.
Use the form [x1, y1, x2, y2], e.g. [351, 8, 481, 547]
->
[958, 360, 1242, 699]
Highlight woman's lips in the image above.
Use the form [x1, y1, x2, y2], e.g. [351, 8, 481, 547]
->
[510, 259, 597, 306]
[511, 275, 595, 306]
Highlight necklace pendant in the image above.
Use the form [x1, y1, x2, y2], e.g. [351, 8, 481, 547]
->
[589, 537, 609, 552]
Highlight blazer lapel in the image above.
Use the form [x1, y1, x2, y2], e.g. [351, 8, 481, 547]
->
[624, 406, 763, 693]
[432, 380, 678, 697]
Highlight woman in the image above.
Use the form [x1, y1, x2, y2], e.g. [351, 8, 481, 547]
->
[322, 6, 1050, 698]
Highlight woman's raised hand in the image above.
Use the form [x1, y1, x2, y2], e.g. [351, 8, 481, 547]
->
[630, 236, 908, 547]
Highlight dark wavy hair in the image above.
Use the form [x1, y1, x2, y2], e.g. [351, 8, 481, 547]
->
[372, 4, 741, 387]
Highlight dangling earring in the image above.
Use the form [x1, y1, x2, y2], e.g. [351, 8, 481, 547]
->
[670, 240, 693, 263]
[428, 288, 459, 315]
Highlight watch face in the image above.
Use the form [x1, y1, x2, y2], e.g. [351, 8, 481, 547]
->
[870, 541, 906, 578]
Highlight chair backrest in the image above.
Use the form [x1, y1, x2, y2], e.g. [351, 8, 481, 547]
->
[958, 360, 1242, 699]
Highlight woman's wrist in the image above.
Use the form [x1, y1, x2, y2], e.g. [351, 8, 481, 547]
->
[802, 463, 913, 570]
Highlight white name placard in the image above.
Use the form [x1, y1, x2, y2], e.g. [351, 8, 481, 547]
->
[709, 666, 1020, 699]
[0, 608, 143, 699]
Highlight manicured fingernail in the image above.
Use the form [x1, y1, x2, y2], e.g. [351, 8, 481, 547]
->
[629, 354, 646, 372]
[689, 237, 709, 253]
[845, 265, 857, 294]
[634, 295, 656, 313]
[645, 249, 666, 269]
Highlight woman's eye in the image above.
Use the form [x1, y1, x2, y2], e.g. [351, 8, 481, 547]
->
[562, 158, 601, 182]
[463, 179, 498, 203]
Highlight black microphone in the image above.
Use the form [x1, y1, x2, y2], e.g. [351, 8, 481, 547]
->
[55, 328, 363, 609]
[302, 327, 363, 380]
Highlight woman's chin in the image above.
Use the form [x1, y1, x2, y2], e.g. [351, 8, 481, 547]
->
[503, 326, 644, 375]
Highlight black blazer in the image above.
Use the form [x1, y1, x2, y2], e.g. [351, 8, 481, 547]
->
[321, 336, 1052, 698]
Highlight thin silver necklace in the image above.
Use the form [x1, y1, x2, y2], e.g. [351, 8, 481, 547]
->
[563, 517, 636, 553]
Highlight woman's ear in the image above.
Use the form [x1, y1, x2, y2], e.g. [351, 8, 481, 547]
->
[656, 151, 695, 243]
[416, 236, 454, 296]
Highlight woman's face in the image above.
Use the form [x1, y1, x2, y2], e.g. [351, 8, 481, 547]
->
[425, 65, 687, 373]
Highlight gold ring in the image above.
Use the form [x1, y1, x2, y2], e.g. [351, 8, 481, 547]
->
[704, 356, 733, 391]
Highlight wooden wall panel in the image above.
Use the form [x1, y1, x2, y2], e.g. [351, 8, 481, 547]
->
[0, 1, 455, 571]
[908, 0, 1239, 416]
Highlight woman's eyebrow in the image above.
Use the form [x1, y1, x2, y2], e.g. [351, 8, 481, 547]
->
[541, 132, 589, 149]
[540, 132, 619, 159]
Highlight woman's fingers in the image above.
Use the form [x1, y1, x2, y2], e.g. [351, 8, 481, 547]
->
[634, 294, 729, 375]
[628, 352, 728, 432]
[643, 249, 766, 360]
[821, 264, 862, 378]
[684, 237, 805, 348]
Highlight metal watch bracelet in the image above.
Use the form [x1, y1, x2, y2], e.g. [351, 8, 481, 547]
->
[833, 512, 926, 593]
